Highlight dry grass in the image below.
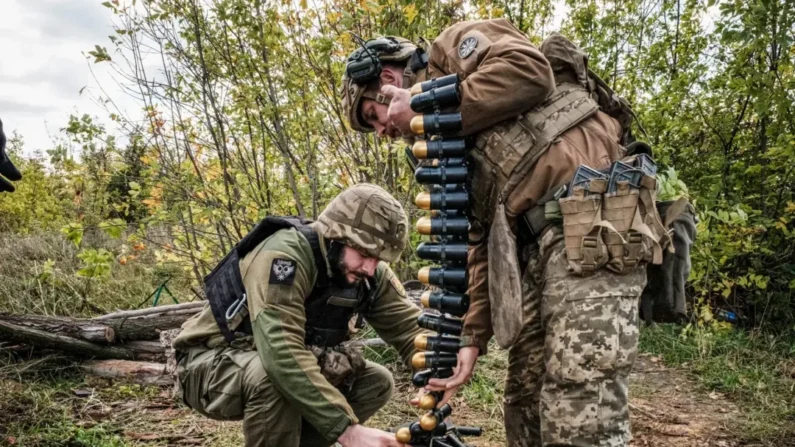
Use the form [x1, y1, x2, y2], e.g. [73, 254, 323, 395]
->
[0, 231, 193, 318]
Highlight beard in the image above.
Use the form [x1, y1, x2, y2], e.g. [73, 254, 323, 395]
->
[327, 241, 365, 287]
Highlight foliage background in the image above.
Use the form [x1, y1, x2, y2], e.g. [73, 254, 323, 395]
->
[1, 0, 794, 335]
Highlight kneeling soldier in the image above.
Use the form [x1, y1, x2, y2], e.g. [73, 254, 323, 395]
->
[173, 184, 424, 447]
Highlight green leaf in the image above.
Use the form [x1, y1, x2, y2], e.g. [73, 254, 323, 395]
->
[60, 223, 84, 247]
[76, 249, 114, 279]
[99, 219, 126, 239]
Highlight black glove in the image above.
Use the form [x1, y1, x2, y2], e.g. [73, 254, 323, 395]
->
[0, 118, 22, 192]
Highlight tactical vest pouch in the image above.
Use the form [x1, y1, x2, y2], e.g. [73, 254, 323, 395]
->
[562, 158, 672, 276]
[631, 168, 672, 266]
[559, 180, 609, 275]
[487, 203, 524, 349]
[602, 184, 641, 273]
[469, 120, 518, 230]
[309, 344, 366, 392]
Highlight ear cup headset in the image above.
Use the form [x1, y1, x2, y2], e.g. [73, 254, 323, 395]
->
[345, 36, 403, 85]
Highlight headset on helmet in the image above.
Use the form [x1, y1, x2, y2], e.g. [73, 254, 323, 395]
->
[345, 36, 402, 85]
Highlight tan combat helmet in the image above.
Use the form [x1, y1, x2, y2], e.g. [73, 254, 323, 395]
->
[314, 184, 409, 262]
[341, 37, 419, 133]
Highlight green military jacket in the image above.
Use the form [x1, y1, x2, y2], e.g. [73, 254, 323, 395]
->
[173, 227, 426, 441]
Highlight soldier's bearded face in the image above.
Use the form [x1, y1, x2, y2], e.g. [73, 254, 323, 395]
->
[336, 245, 379, 285]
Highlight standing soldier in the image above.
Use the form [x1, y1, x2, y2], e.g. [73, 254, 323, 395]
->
[341, 19, 650, 446]
[173, 184, 425, 447]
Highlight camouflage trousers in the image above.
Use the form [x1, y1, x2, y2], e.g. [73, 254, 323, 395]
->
[176, 345, 394, 447]
[504, 227, 646, 447]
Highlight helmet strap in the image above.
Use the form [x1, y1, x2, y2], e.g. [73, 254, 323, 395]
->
[402, 64, 414, 89]
[362, 89, 392, 105]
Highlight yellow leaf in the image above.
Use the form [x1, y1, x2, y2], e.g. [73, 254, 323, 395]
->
[300, 0, 307, 9]
[403, 4, 418, 23]
[142, 198, 159, 208]
[700, 305, 714, 323]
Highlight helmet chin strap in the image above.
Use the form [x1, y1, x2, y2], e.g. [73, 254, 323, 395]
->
[362, 88, 392, 105]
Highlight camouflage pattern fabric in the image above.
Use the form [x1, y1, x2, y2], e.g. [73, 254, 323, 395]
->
[504, 226, 646, 447]
[177, 345, 394, 447]
[313, 183, 409, 263]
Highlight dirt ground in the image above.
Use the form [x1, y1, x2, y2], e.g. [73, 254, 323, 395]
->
[0, 351, 759, 447]
[628, 354, 744, 447]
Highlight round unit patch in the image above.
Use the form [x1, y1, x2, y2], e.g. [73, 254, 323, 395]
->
[458, 36, 478, 59]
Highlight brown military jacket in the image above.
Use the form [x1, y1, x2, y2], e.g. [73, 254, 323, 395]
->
[421, 19, 626, 351]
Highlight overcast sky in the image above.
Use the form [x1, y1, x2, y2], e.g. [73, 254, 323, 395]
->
[0, 0, 128, 154]
[0, 0, 571, 156]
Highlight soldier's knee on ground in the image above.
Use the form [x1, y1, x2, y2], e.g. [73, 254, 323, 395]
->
[178, 347, 251, 421]
[358, 361, 395, 407]
[345, 361, 395, 423]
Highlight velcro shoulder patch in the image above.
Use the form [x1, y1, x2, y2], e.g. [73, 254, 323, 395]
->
[269, 258, 297, 285]
[390, 275, 406, 297]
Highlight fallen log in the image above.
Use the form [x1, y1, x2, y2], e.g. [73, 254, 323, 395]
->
[92, 302, 205, 341]
[0, 321, 171, 361]
[0, 320, 139, 360]
[0, 299, 401, 367]
[0, 302, 205, 350]
[0, 313, 115, 343]
[82, 359, 173, 387]
[124, 340, 167, 362]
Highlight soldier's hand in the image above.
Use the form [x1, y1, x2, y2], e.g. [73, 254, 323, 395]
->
[381, 85, 416, 137]
[337, 424, 408, 447]
[0, 118, 22, 193]
[425, 346, 479, 407]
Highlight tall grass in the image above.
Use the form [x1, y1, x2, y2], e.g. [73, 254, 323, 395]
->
[0, 231, 194, 317]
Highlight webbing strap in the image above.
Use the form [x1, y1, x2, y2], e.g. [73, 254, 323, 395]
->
[296, 225, 328, 286]
[362, 90, 391, 105]
[639, 187, 672, 259]
[499, 85, 600, 202]
[629, 206, 662, 264]
[579, 199, 606, 274]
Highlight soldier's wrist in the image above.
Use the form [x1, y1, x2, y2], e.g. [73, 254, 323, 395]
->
[459, 334, 489, 356]
[329, 415, 357, 444]
[337, 423, 360, 444]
